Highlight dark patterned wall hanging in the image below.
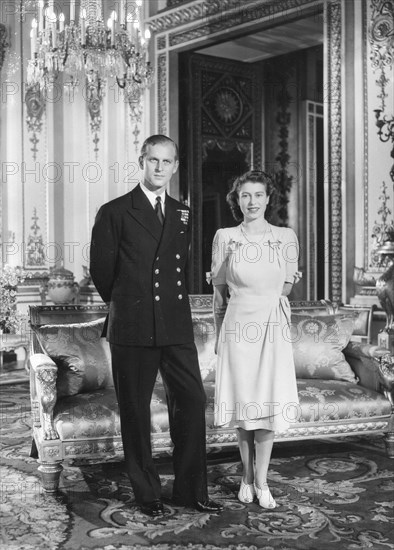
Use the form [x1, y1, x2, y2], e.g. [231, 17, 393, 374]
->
[180, 52, 262, 292]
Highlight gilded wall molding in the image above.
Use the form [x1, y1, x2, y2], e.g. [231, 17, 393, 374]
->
[157, 53, 168, 135]
[168, 0, 319, 47]
[157, 36, 167, 50]
[326, 0, 342, 302]
[150, 0, 238, 34]
[364, 0, 370, 270]
[150, 0, 319, 35]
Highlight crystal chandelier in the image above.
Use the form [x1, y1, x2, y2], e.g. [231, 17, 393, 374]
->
[26, 0, 154, 155]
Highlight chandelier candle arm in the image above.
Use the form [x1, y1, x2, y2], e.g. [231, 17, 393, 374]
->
[80, 9, 86, 46]
[59, 13, 64, 33]
[30, 19, 37, 56]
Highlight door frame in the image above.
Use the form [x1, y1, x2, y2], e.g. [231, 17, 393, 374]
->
[148, 0, 344, 301]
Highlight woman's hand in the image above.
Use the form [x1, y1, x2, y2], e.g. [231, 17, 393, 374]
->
[281, 282, 293, 296]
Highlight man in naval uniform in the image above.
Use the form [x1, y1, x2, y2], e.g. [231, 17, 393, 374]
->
[90, 135, 222, 517]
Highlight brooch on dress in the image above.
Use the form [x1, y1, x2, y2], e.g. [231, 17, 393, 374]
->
[268, 239, 282, 250]
[227, 238, 243, 253]
[177, 209, 189, 225]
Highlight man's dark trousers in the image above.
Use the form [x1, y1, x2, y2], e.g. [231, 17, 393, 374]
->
[110, 341, 209, 505]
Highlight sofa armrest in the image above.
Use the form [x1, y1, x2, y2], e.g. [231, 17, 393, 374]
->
[344, 342, 393, 395]
[344, 341, 390, 361]
[29, 353, 59, 441]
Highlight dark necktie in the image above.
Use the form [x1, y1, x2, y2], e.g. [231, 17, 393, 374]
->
[155, 196, 164, 225]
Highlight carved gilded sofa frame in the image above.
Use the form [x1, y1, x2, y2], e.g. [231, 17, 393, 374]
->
[29, 297, 394, 492]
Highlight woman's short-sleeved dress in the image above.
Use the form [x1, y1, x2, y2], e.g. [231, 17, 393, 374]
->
[211, 223, 300, 432]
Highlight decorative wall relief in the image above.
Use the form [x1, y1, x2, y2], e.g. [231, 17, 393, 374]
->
[25, 85, 46, 161]
[85, 71, 104, 159]
[273, 110, 293, 226]
[369, 0, 394, 110]
[264, 57, 295, 227]
[26, 208, 46, 267]
[371, 182, 394, 267]
[369, 0, 394, 270]
[370, 0, 394, 182]
[0, 23, 9, 72]
[0, 22, 9, 266]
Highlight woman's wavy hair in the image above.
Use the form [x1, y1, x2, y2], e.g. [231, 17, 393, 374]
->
[226, 170, 276, 222]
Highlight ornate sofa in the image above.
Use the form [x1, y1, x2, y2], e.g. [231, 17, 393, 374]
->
[28, 296, 394, 492]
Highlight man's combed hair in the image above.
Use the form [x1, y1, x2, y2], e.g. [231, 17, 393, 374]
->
[139, 134, 179, 160]
[226, 170, 275, 222]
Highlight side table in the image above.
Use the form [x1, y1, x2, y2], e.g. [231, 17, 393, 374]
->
[0, 332, 30, 384]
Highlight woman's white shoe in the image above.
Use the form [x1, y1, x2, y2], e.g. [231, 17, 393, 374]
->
[238, 480, 256, 503]
[254, 483, 277, 509]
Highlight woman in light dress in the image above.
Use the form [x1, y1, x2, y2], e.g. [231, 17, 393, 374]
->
[211, 170, 300, 509]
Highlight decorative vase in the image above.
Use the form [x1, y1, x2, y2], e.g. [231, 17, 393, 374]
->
[47, 266, 79, 304]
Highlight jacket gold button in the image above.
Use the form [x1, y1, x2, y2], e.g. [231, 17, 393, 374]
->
[176, 254, 180, 259]
[155, 295, 160, 301]
[177, 281, 181, 286]
[155, 269, 160, 274]
[176, 267, 181, 272]
[155, 282, 159, 288]
[178, 294, 183, 300]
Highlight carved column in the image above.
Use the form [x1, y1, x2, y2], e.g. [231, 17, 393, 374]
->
[326, 0, 343, 303]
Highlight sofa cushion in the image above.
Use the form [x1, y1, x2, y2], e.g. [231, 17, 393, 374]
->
[54, 385, 170, 440]
[33, 318, 113, 397]
[294, 379, 392, 423]
[204, 379, 391, 429]
[290, 313, 358, 383]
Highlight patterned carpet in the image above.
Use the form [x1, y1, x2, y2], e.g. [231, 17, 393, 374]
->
[1, 382, 393, 550]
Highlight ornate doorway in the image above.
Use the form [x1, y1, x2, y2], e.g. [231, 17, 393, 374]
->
[151, 0, 343, 301]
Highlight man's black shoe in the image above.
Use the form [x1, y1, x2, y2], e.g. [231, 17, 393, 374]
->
[194, 499, 223, 513]
[139, 500, 166, 517]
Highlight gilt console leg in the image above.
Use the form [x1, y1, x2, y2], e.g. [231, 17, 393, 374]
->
[38, 462, 63, 492]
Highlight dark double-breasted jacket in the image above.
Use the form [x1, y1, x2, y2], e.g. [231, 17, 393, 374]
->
[90, 184, 194, 346]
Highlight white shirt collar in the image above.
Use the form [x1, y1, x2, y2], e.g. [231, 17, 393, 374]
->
[139, 183, 166, 212]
